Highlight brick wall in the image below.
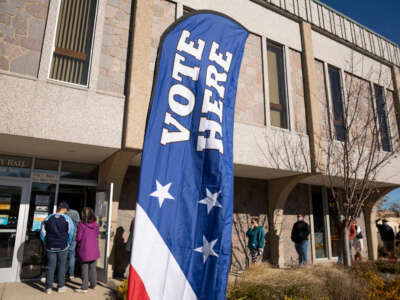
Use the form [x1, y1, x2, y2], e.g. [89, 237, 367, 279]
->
[0, 0, 49, 77]
[289, 49, 307, 134]
[314, 60, 330, 138]
[235, 34, 265, 126]
[150, 0, 175, 73]
[97, 0, 133, 94]
[386, 90, 400, 149]
[280, 184, 312, 266]
[232, 177, 268, 271]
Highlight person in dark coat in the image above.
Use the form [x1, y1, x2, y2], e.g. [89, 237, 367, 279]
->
[75, 207, 100, 293]
[291, 214, 310, 266]
[376, 218, 395, 257]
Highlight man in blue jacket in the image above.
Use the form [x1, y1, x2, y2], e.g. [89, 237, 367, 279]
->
[40, 202, 74, 294]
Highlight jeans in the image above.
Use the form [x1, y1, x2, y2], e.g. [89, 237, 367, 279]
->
[68, 240, 77, 276]
[81, 260, 97, 290]
[295, 240, 309, 265]
[338, 240, 354, 264]
[45, 250, 68, 290]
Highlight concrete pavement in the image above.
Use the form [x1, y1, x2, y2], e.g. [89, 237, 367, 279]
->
[0, 278, 119, 300]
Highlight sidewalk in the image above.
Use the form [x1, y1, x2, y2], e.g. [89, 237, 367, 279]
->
[0, 278, 118, 300]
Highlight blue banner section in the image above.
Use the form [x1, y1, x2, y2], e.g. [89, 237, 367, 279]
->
[137, 11, 248, 299]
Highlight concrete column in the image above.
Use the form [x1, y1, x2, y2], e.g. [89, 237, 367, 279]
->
[98, 150, 139, 277]
[391, 66, 400, 136]
[362, 186, 397, 260]
[267, 173, 317, 267]
[124, 0, 154, 150]
[300, 22, 324, 173]
[363, 205, 378, 260]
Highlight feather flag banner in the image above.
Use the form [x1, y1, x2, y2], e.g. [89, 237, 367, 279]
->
[127, 11, 248, 300]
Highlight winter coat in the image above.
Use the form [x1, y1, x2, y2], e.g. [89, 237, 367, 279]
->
[40, 213, 74, 252]
[66, 209, 80, 241]
[246, 226, 265, 250]
[349, 223, 357, 241]
[376, 222, 395, 241]
[291, 220, 310, 243]
[76, 221, 100, 262]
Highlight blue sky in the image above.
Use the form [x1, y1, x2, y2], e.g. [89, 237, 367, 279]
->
[319, 0, 400, 208]
[319, 0, 400, 46]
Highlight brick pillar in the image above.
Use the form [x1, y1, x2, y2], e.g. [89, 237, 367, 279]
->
[124, 0, 154, 150]
[391, 66, 400, 136]
[99, 150, 139, 278]
[300, 22, 324, 173]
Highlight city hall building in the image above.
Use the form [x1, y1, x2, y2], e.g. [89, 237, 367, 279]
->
[0, 0, 400, 282]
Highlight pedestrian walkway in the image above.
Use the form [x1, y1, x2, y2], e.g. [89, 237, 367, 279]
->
[0, 278, 117, 300]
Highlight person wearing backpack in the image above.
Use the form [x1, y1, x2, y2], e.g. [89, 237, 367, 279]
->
[75, 207, 100, 293]
[354, 220, 363, 261]
[291, 214, 310, 266]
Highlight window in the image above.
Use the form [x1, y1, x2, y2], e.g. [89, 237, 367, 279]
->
[50, 0, 98, 85]
[311, 186, 327, 259]
[267, 42, 288, 129]
[328, 66, 345, 141]
[374, 85, 391, 152]
[61, 162, 98, 181]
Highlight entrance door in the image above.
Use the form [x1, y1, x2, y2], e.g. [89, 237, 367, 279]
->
[0, 179, 29, 282]
[95, 182, 114, 283]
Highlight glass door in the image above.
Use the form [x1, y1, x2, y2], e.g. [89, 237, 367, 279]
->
[0, 179, 29, 282]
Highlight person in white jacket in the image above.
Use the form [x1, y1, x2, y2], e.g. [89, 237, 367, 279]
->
[354, 221, 363, 261]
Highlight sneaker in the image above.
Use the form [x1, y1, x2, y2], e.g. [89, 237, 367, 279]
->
[58, 287, 67, 293]
[75, 288, 88, 293]
[45, 288, 52, 294]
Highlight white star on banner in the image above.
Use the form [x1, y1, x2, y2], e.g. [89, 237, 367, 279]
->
[194, 236, 219, 263]
[199, 188, 222, 214]
[149, 180, 174, 208]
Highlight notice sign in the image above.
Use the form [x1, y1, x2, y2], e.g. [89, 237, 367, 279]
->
[0, 197, 11, 210]
[32, 212, 48, 231]
[0, 215, 9, 225]
[35, 195, 50, 206]
[32, 172, 58, 184]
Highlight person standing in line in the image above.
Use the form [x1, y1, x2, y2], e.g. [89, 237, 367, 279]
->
[291, 214, 310, 267]
[354, 221, 363, 261]
[246, 218, 264, 263]
[40, 202, 75, 294]
[337, 217, 356, 264]
[75, 207, 100, 293]
[66, 206, 80, 280]
[376, 218, 395, 257]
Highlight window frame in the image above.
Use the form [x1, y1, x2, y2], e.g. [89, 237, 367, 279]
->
[373, 84, 392, 152]
[327, 65, 345, 141]
[47, 0, 99, 87]
[266, 40, 290, 130]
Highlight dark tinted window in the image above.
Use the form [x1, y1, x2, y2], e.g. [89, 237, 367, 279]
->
[267, 42, 288, 129]
[328, 66, 344, 141]
[374, 85, 391, 152]
[61, 162, 98, 181]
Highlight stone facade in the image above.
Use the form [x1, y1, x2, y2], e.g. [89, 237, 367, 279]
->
[280, 184, 312, 266]
[289, 49, 307, 134]
[235, 34, 265, 126]
[0, 0, 49, 77]
[386, 90, 400, 149]
[314, 60, 330, 138]
[231, 177, 268, 271]
[150, 0, 175, 73]
[98, 0, 133, 94]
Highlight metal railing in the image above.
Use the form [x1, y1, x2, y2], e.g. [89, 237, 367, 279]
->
[253, 0, 400, 66]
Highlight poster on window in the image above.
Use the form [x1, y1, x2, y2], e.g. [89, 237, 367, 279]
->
[32, 212, 48, 231]
[35, 195, 50, 206]
[0, 197, 11, 210]
[0, 215, 9, 225]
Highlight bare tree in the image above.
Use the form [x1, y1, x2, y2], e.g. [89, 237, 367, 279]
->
[322, 53, 400, 266]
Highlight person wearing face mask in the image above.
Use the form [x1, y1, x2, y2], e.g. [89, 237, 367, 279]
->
[246, 218, 264, 263]
[291, 214, 310, 267]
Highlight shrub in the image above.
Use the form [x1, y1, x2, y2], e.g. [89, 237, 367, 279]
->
[117, 279, 128, 300]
